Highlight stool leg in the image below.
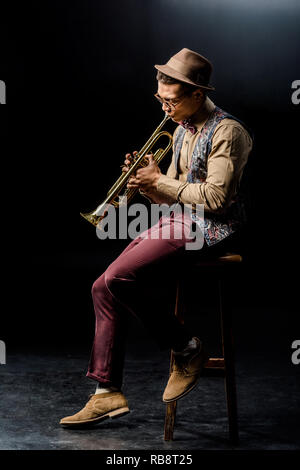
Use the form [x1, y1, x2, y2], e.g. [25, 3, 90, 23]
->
[164, 402, 177, 440]
[164, 281, 183, 441]
[164, 351, 177, 440]
[164, 351, 177, 441]
[219, 279, 239, 445]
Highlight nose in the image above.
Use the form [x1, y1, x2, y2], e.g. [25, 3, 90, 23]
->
[162, 102, 171, 113]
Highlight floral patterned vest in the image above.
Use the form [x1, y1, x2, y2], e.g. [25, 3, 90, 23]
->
[174, 106, 252, 246]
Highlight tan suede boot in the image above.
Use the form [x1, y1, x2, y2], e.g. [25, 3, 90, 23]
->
[60, 391, 130, 427]
[162, 337, 208, 403]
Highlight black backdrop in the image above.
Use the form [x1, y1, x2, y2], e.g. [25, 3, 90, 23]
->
[3, 0, 300, 351]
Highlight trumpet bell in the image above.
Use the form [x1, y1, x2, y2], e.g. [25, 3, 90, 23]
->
[80, 211, 104, 227]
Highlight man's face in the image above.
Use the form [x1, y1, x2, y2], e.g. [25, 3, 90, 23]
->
[156, 82, 204, 122]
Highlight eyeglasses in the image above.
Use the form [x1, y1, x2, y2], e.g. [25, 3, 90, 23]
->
[154, 91, 189, 110]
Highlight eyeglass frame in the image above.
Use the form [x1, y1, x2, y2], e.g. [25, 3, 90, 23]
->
[154, 90, 192, 110]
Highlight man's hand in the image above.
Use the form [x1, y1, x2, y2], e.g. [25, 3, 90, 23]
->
[122, 152, 161, 194]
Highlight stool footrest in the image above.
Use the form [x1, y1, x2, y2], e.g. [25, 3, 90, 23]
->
[205, 357, 225, 368]
[202, 357, 225, 377]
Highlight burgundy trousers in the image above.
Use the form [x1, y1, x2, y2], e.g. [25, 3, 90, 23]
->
[86, 211, 231, 389]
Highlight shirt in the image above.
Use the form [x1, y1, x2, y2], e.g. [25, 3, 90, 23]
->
[155, 96, 253, 214]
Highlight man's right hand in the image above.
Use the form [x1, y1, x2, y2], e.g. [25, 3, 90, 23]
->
[121, 151, 138, 173]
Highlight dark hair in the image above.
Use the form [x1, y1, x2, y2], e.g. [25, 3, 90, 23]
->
[156, 71, 205, 95]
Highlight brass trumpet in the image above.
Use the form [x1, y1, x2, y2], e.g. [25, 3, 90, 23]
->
[80, 114, 173, 228]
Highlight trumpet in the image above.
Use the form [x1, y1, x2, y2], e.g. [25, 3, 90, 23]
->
[80, 114, 173, 228]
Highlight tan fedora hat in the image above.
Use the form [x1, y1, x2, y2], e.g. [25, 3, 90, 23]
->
[155, 48, 215, 91]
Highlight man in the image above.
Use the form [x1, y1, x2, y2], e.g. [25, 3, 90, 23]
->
[60, 48, 252, 427]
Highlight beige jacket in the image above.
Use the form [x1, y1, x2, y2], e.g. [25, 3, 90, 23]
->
[155, 96, 253, 214]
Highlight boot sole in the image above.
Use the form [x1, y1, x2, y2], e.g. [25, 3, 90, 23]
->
[162, 377, 200, 403]
[60, 407, 130, 427]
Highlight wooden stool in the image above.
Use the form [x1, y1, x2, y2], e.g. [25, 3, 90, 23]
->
[164, 253, 242, 444]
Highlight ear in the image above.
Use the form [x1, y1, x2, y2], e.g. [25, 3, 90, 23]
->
[194, 90, 204, 102]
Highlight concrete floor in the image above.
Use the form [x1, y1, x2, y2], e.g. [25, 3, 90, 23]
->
[0, 337, 299, 451]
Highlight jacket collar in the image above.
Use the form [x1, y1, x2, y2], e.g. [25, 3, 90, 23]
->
[192, 96, 215, 132]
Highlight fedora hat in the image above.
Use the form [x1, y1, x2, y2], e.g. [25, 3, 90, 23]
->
[155, 48, 215, 91]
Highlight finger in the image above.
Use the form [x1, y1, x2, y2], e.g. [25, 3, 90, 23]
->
[128, 176, 137, 183]
[135, 169, 145, 178]
[124, 153, 132, 164]
[133, 173, 141, 181]
[127, 182, 139, 188]
[124, 153, 132, 161]
[121, 162, 130, 169]
[129, 175, 140, 184]
[145, 153, 154, 164]
[122, 157, 132, 170]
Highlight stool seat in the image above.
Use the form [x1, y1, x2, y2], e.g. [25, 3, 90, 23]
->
[193, 252, 243, 267]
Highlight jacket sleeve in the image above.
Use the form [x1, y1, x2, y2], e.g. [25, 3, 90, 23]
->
[156, 123, 253, 213]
